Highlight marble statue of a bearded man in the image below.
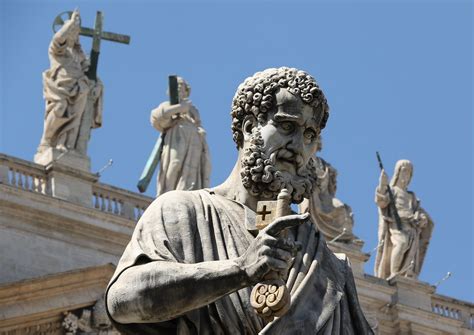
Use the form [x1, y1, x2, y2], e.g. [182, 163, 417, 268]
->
[150, 77, 211, 196]
[374, 160, 434, 280]
[106, 67, 373, 334]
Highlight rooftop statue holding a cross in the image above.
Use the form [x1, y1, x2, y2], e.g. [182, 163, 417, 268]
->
[35, 9, 130, 168]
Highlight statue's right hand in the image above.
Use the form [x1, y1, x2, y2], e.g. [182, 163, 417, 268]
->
[378, 169, 389, 189]
[71, 9, 81, 26]
[236, 213, 308, 285]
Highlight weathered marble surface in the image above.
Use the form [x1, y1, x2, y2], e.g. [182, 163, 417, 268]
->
[150, 77, 211, 196]
[36, 10, 103, 157]
[106, 67, 373, 334]
[374, 159, 434, 280]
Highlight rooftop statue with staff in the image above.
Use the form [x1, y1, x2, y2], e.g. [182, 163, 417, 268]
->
[35, 9, 130, 171]
[374, 155, 434, 280]
[137, 75, 211, 196]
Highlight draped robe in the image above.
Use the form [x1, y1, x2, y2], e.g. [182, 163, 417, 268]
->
[151, 102, 211, 196]
[374, 187, 434, 279]
[39, 36, 103, 152]
[106, 190, 373, 334]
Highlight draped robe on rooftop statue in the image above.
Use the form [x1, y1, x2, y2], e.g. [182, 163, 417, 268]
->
[38, 16, 103, 154]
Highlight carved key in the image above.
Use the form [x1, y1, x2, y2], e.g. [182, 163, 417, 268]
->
[251, 189, 292, 321]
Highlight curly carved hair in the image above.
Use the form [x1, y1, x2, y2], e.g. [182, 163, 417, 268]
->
[231, 67, 330, 147]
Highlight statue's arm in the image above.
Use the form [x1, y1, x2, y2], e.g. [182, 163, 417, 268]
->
[150, 101, 191, 132]
[107, 258, 249, 324]
[106, 192, 304, 325]
[375, 169, 390, 208]
[410, 192, 428, 227]
[50, 11, 81, 55]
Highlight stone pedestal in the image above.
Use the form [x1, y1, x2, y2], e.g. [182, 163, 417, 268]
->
[34, 148, 97, 207]
[388, 275, 435, 311]
[34, 148, 91, 172]
[45, 163, 98, 208]
[327, 239, 370, 277]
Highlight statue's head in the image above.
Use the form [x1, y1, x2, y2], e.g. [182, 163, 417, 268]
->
[391, 159, 413, 189]
[231, 67, 330, 203]
[178, 77, 191, 100]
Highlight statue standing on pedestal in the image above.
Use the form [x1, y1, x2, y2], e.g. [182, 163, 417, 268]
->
[374, 159, 434, 280]
[37, 10, 103, 156]
[299, 139, 358, 244]
[150, 77, 211, 196]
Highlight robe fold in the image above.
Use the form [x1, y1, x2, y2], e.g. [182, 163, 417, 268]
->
[106, 190, 373, 334]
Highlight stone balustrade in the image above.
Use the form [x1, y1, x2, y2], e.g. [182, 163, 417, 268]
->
[0, 154, 49, 195]
[1, 152, 473, 334]
[0, 153, 153, 222]
[92, 183, 152, 221]
[432, 294, 474, 330]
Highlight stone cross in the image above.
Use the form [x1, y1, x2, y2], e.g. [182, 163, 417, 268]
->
[53, 11, 131, 80]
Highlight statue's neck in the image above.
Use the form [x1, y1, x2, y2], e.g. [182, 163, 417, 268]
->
[212, 153, 259, 212]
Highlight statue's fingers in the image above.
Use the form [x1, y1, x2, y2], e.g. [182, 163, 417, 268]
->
[263, 248, 293, 262]
[266, 213, 309, 236]
[269, 238, 302, 255]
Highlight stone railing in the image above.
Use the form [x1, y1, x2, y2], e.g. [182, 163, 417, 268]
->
[0, 153, 153, 222]
[431, 294, 474, 329]
[92, 183, 153, 221]
[0, 154, 49, 195]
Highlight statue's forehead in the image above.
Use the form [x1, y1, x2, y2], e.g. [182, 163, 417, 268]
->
[274, 88, 318, 126]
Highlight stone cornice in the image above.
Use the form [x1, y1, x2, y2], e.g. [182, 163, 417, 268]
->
[395, 303, 466, 333]
[0, 264, 114, 329]
[0, 184, 134, 255]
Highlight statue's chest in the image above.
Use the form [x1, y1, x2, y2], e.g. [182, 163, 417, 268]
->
[394, 189, 414, 213]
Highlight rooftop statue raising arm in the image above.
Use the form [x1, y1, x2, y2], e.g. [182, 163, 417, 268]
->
[106, 192, 305, 324]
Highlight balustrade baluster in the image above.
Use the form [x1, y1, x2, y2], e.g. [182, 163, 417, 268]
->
[8, 168, 14, 185]
[16, 171, 21, 188]
[33, 176, 40, 192]
[100, 194, 106, 211]
[93, 193, 100, 209]
[25, 174, 31, 190]
[107, 197, 112, 212]
[113, 199, 119, 214]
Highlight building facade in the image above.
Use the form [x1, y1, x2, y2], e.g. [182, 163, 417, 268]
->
[0, 153, 472, 334]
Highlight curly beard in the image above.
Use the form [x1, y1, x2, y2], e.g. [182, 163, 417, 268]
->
[240, 128, 317, 204]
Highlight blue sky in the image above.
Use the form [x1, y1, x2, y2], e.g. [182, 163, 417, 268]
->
[1, 0, 472, 302]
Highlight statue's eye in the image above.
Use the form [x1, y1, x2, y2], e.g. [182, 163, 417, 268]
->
[304, 129, 317, 141]
[280, 122, 294, 132]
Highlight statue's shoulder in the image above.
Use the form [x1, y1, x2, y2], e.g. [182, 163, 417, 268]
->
[151, 190, 204, 210]
[138, 190, 208, 228]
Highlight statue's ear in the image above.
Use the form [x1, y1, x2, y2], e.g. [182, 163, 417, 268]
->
[242, 115, 257, 141]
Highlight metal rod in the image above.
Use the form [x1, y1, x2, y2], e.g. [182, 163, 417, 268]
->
[96, 159, 113, 177]
[434, 272, 452, 288]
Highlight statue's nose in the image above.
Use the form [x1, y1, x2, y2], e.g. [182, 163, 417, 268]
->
[286, 132, 304, 154]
